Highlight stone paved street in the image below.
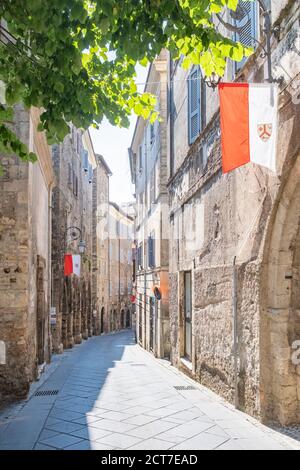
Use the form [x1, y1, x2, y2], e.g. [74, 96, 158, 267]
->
[0, 330, 299, 450]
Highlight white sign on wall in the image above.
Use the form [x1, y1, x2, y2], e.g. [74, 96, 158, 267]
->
[50, 307, 57, 325]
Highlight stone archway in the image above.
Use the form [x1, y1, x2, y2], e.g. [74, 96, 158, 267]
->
[121, 309, 125, 329]
[261, 154, 300, 425]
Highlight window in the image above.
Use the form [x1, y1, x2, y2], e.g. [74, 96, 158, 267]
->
[233, 0, 258, 73]
[188, 66, 201, 145]
[150, 167, 156, 205]
[82, 149, 88, 172]
[148, 233, 155, 268]
[72, 170, 78, 196]
[88, 164, 93, 183]
[76, 132, 82, 155]
[139, 145, 143, 173]
[72, 170, 78, 197]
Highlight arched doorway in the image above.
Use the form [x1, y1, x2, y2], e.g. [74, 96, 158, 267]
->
[261, 155, 300, 425]
[126, 309, 131, 328]
[121, 309, 125, 329]
[100, 307, 105, 334]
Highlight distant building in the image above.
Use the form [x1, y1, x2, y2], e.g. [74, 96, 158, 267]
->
[108, 202, 134, 331]
[129, 50, 170, 358]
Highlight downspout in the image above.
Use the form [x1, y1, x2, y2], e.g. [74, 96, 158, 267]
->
[233, 256, 239, 409]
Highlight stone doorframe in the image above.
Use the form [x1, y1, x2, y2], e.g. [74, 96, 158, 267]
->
[261, 153, 300, 425]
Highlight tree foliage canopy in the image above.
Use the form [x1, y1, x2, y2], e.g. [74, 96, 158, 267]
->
[0, 0, 253, 162]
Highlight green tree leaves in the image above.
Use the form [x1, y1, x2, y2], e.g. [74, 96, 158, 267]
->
[0, 0, 254, 164]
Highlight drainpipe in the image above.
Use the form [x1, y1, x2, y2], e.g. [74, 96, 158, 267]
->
[233, 256, 239, 409]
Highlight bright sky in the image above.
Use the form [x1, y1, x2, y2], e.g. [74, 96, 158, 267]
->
[90, 65, 149, 205]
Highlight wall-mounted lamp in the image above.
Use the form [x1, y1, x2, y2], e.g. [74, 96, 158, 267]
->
[78, 240, 86, 254]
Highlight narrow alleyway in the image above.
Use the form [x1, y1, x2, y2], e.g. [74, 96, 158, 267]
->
[0, 331, 298, 450]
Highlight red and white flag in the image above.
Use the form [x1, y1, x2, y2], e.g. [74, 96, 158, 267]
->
[218, 83, 278, 173]
[64, 254, 81, 276]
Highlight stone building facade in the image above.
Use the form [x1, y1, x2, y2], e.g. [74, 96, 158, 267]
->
[92, 154, 111, 334]
[129, 51, 170, 358]
[0, 106, 54, 399]
[51, 128, 97, 352]
[108, 202, 133, 332]
[167, 0, 300, 424]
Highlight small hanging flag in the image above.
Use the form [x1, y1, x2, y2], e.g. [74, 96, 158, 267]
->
[218, 83, 278, 174]
[64, 254, 81, 276]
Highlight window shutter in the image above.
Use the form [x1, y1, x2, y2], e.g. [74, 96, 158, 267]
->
[139, 145, 143, 173]
[152, 236, 155, 268]
[148, 236, 152, 268]
[88, 164, 93, 183]
[138, 244, 143, 270]
[188, 67, 200, 144]
[148, 235, 155, 268]
[234, 0, 258, 72]
[82, 149, 88, 172]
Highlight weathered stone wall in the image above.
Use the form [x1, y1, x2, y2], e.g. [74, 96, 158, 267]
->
[0, 106, 53, 400]
[168, 0, 300, 423]
[51, 128, 94, 352]
[108, 203, 133, 332]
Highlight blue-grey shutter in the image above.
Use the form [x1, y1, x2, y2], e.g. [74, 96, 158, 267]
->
[88, 164, 93, 183]
[234, 0, 258, 72]
[148, 236, 152, 268]
[82, 149, 88, 172]
[152, 236, 155, 267]
[148, 235, 155, 268]
[188, 67, 200, 144]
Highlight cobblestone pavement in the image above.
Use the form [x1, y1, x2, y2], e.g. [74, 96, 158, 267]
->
[0, 330, 299, 450]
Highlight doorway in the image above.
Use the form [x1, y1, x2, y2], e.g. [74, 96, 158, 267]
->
[183, 271, 192, 361]
[149, 297, 155, 352]
[121, 309, 125, 329]
[36, 256, 46, 365]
